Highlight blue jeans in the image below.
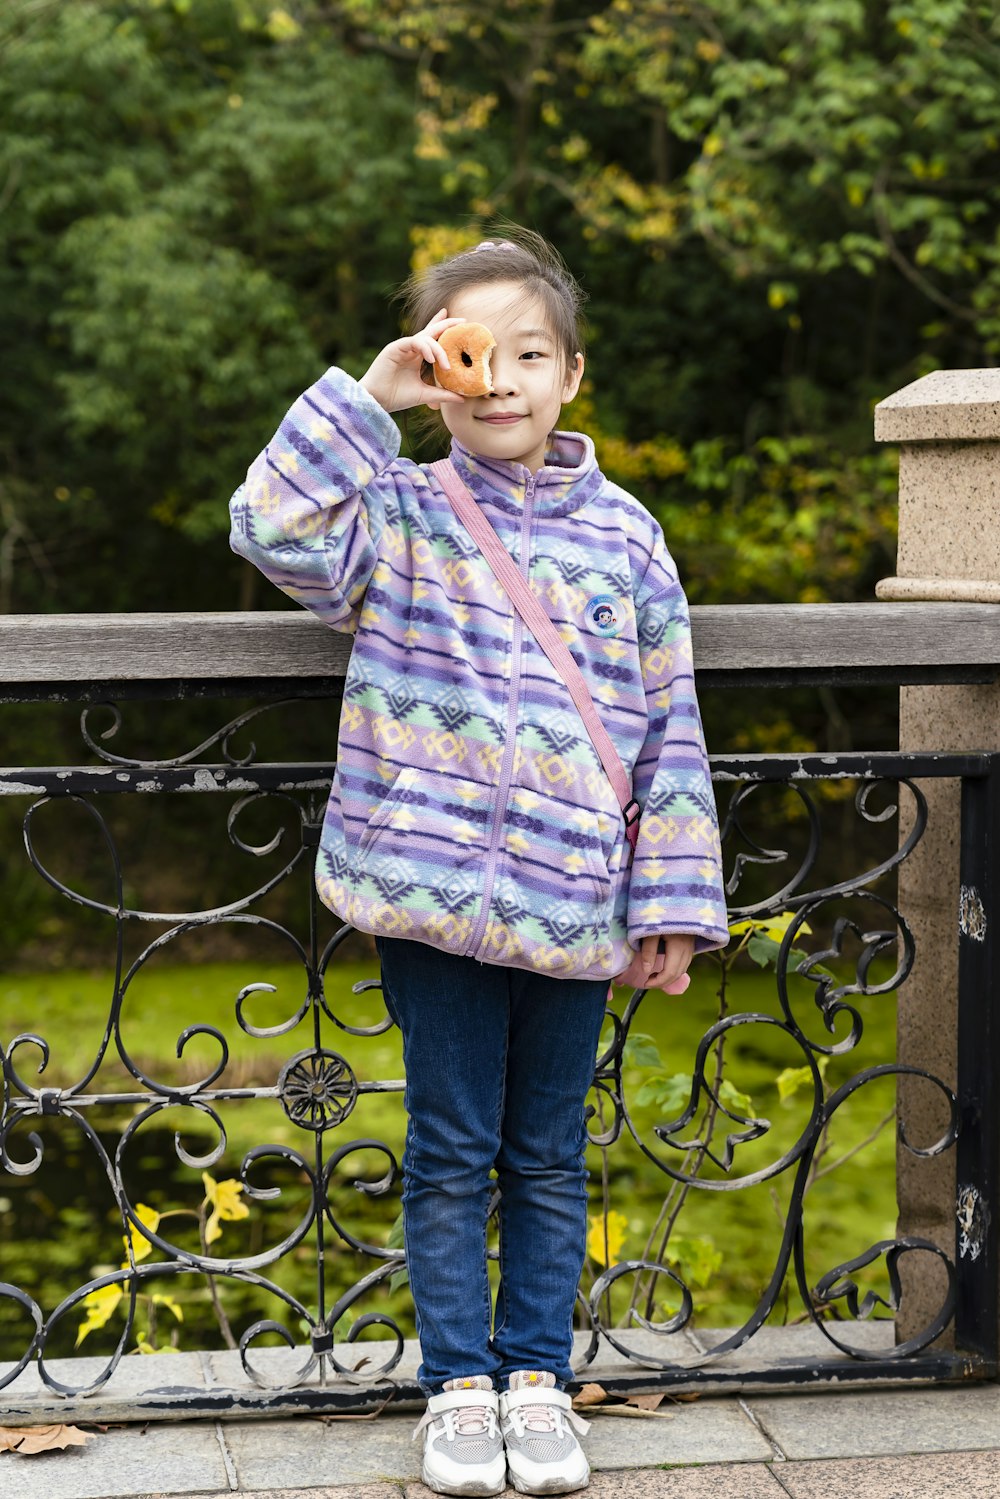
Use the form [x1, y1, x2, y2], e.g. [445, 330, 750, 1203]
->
[376, 937, 609, 1394]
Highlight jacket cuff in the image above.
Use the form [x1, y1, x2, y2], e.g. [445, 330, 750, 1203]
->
[312, 366, 402, 475]
[627, 921, 731, 955]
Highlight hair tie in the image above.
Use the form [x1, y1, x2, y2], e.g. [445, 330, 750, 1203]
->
[473, 240, 517, 254]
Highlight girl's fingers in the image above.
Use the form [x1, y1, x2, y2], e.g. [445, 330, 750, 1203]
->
[425, 314, 467, 339]
[660, 955, 693, 986]
[413, 335, 448, 369]
[424, 388, 466, 409]
[645, 933, 693, 987]
[639, 934, 660, 972]
[397, 319, 465, 369]
[414, 332, 466, 371]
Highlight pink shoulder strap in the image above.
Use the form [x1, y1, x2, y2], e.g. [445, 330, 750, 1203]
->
[430, 458, 639, 851]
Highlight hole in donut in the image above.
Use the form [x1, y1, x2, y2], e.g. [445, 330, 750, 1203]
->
[461, 351, 473, 367]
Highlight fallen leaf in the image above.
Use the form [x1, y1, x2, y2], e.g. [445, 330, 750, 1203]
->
[624, 1393, 666, 1410]
[318, 1384, 397, 1422]
[0, 1424, 93, 1455]
[571, 1382, 608, 1409]
[587, 1405, 675, 1420]
[669, 1391, 702, 1403]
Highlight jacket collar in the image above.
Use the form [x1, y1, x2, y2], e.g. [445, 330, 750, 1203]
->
[449, 430, 604, 518]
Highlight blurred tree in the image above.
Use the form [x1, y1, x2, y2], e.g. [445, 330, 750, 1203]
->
[315, 0, 1000, 599]
[1, 0, 998, 614]
[0, 0, 423, 605]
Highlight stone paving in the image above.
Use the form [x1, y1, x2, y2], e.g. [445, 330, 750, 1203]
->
[3, 1386, 1000, 1499]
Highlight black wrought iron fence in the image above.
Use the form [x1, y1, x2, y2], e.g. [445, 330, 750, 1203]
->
[1, 698, 995, 1403]
[1, 686, 997, 1413]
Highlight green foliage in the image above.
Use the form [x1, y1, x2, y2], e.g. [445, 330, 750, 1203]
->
[664, 1234, 724, 1291]
[621, 1032, 662, 1070]
[0, 0, 422, 605]
[631, 1069, 753, 1117]
[4, 0, 999, 613]
[634, 1071, 692, 1113]
[748, 934, 807, 970]
[56, 210, 317, 539]
[730, 912, 833, 979]
[776, 1054, 830, 1103]
[717, 1077, 754, 1117]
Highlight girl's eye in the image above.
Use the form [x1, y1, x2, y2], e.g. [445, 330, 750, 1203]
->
[520, 351, 544, 361]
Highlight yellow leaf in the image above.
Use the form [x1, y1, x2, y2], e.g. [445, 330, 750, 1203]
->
[0, 1423, 92, 1454]
[587, 1210, 628, 1267]
[152, 1293, 184, 1322]
[728, 912, 811, 941]
[410, 223, 482, 274]
[778, 1055, 829, 1101]
[587, 1404, 675, 1419]
[561, 133, 589, 164]
[75, 1283, 123, 1347]
[136, 1336, 180, 1355]
[203, 1172, 249, 1245]
[122, 1203, 160, 1265]
[266, 7, 300, 41]
[776, 1064, 813, 1101]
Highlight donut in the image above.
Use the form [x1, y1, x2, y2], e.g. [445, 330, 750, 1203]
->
[436, 322, 496, 397]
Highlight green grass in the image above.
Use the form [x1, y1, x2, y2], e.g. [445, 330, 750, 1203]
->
[0, 954, 901, 1360]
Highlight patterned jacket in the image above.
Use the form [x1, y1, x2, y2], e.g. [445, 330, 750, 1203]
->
[229, 368, 729, 980]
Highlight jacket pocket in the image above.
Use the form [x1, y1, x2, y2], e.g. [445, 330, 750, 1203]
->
[499, 792, 619, 939]
[358, 765, 420, 854]
[357, 765, 493, 868]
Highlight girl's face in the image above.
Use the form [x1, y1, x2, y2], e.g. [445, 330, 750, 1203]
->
[436, 281, 584, 474]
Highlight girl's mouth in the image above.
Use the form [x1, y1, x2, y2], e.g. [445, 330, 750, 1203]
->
[476, 414, 525, 425]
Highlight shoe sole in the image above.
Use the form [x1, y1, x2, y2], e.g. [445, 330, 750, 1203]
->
[420, 1462, 507, 1497]
[508, 1462, 590, 1494]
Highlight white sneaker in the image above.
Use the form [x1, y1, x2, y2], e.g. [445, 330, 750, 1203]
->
[499, 1371, 590, 1495]
[414, 1375, 506, 1497]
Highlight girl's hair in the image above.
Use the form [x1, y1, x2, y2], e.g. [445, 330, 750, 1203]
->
[397, 224, 587, 370]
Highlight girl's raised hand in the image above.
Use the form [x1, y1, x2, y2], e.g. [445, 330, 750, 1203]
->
[359, 310, 468, 414]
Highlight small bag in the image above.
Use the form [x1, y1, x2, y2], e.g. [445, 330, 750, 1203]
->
[431, 458, 689, 995]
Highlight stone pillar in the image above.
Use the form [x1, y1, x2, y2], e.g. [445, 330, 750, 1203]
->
[874, 371, 1000, 1344]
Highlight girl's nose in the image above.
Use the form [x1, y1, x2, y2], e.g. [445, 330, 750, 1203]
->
[488, 353, 520, 397]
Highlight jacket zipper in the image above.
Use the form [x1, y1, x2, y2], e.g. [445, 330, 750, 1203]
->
[468, 477, 536, 959]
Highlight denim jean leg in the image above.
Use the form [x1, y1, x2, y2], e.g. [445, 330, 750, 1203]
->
[490, 969, 609, 1388]
[377, 937, 509, 1393]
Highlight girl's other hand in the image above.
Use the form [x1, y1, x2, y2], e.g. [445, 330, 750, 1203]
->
[359, 310, 469, 414]
[639, 933, 695, 993]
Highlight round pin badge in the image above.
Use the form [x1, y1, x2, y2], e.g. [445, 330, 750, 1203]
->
[584, 592, 623, 637]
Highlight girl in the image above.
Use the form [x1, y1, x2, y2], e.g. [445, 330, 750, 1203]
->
[230, 229, 728, 1497]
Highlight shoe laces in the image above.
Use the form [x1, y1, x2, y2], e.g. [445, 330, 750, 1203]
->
[442, 1402, 498, 1442]
[508, 1399, 565, 1440]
